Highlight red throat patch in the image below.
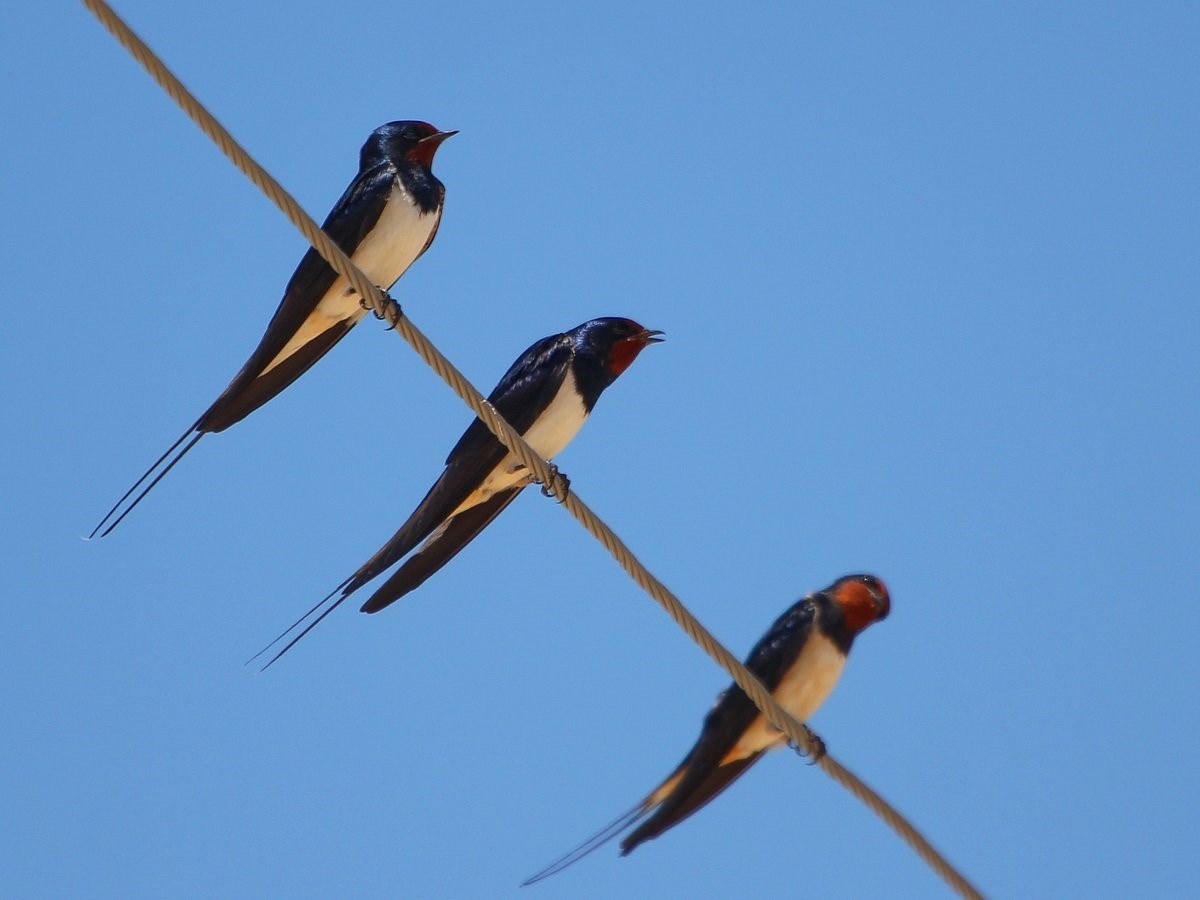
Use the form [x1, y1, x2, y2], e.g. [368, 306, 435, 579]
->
[608, 337, 647, 376]
[835, 578, 890, 633]
[406, 128, 451, 168]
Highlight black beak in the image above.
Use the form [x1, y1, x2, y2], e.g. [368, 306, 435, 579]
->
[421, 129, 459, 145]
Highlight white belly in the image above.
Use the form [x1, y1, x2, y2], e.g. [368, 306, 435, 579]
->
[726, 631, 846, 761]
[262, 183, 439, 375]
[451, 371, 589, 515]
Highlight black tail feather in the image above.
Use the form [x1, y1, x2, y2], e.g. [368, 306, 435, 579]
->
[88, 422, 205, 538]
[201, 318, 354, 433]
[360, 485, 524, 614]
[521, 800, 650, 887]
[619, 753, 763, 856]
[252, 486, 525, 669]
[248, 574, 356, 671]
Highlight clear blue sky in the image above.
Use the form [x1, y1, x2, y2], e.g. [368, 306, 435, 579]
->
[3, 2, 1197, 897]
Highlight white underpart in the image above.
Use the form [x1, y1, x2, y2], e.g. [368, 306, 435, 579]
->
[727, 629, 846, 761]
[449, 369, 589, 517]
[261, 181, 439, 375]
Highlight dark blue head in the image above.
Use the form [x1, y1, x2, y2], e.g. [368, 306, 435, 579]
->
[568, 318, 664, 401]
[360, 121, 457, 170]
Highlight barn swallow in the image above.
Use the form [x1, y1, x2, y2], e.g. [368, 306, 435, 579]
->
[254, 317, 663, 669]
[90, 120, 456, 538]
[522, 574, 890, 884]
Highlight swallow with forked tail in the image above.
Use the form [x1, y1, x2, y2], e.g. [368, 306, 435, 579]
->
[91, 120, 456, 537]
[255, 317, 663, 668]
[523, 574, 890, 884]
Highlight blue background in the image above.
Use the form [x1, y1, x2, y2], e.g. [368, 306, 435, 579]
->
[3, 2, 1197, 897]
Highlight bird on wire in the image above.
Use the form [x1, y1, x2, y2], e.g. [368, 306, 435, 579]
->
[91, 120, 456, 537]
[253, 316, 664, 670]
[523, 573, 890, 885]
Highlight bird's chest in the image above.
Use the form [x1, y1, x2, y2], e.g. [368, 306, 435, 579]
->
[351, 183, 440, 283]
[731, 632, 846, 758]
[519, 372, 590, 460]
[315, 183, 439, 319]
[474, 375, 590, 500]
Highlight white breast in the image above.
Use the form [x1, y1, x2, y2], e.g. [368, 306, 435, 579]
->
[519, 369, 590, 460]
[726, 630, 846, 761]
[258, 184, 440, 376]
[449, 370, 589, 515]
[314, 181, 439, 317]
[349, 183, 439, 284]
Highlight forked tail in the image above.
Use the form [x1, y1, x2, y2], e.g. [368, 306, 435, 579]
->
[246, 573, 358, 671]
[88, 419, 205, 538]
[521, 800, 650, 886]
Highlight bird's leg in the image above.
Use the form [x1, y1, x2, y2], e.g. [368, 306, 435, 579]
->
[787, 727, 827, 764]
[351, 286, 376, 315]
[355, 287, 403, 328]
[382, 291, 405, 330]
[539, 464, 571, 503]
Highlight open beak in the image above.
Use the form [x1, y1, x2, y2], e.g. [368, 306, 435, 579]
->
[640, 329, 666, 344]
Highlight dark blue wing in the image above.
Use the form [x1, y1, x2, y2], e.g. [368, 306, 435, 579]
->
[199, 161, 398, 431]
[249, 332, 574, 667]
[443, 331, 575, 463]
[618, 598, 818, 852]
[337, 332, 574, 594]
[358, 484, 525, 613]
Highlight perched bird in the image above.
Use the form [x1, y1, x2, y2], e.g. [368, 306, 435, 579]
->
[91, 120, 456, 537]
[522, 574, 890, 884]
[255, 317, 664, 668]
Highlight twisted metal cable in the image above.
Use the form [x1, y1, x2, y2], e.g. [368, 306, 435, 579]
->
[81, 3, 981, 896]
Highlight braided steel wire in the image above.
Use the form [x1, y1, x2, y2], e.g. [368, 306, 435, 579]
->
[81, 3, 982, 896]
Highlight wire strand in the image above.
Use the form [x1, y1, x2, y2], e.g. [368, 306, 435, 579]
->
[80, 3, 982, 896]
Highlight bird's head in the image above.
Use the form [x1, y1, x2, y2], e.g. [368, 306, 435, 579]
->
[362, 121, 457, 170]
[829, 574, 890, 634]
[575, 317, 665, 378]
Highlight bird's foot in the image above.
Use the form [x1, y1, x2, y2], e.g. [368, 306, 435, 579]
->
[788, 727, 827, 764]
[539, 465, 571, 502]
[358, 289, 403, 328]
